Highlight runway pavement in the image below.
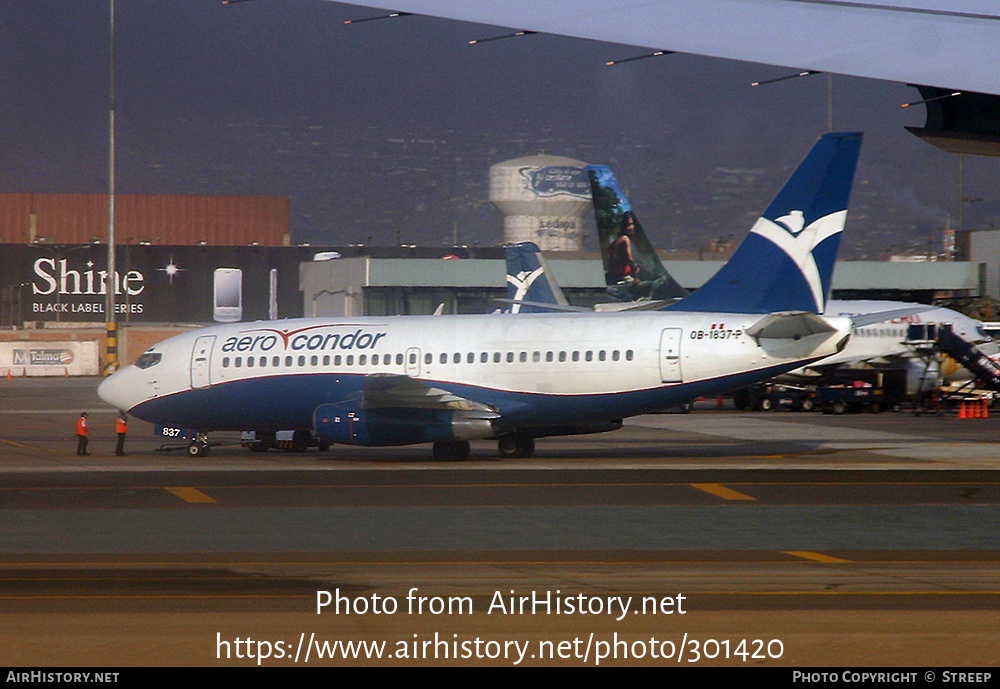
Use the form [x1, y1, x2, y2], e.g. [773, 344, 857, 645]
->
[2, 377, 999, 666]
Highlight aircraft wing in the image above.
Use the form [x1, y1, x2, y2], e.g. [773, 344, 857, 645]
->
[846, 305, 932, 328]
[496, 298, 592, 313]
[350, 373, 499, 413]
[335, 1, 1000, 96]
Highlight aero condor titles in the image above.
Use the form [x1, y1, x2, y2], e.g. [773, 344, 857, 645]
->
[220, 325, 389, 355]
[98, 133, 863, 461]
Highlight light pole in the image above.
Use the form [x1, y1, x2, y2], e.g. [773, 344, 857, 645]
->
[105, 0, 118, 374]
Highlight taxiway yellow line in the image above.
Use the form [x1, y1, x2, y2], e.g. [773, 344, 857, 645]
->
[783, 551, 852, 563]
[165, 487, 216, 503]
[690, 482, 756, 501]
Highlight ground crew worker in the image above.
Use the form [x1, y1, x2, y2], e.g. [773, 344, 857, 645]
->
[115, 412, 128, 457]
[76, 412, 89, 456]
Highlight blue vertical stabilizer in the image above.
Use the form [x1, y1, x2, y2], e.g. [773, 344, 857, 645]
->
[667, 132, 862, 315]
[504, 242, 569, 313]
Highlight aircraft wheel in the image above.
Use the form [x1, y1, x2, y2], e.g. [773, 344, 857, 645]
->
[290, 430, 312, 453]
[433, 440, 470, 462]
[188, 441, 209, 458]
[248, 431, 274, 452]
[498, 433, 535, 459]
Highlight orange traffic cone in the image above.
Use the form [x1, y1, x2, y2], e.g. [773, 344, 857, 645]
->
[5, 370, 10, 382]
[985, 401, 991, 419]
[959, 402, 968, 418]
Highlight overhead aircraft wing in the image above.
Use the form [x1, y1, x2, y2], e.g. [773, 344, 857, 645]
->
[335, 1, 1000, 96]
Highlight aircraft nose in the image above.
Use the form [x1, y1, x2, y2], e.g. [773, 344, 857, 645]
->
[97, 371, 132, 412]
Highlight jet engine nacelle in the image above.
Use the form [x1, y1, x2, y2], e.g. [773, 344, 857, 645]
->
[313, 405, 498, 446]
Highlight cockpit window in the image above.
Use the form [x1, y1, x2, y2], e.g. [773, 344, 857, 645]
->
[135, 352, 162, 369]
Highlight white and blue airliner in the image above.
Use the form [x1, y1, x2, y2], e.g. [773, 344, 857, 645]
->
[98, 133, 862, 460]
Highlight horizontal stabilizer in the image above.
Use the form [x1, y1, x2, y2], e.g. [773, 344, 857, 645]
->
[746, 311, 839, 341]
[593, 300, 673, 312]
[495, 298, 591, 313]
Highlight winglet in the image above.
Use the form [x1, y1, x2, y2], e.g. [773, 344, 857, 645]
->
[668, 132, 862, 314]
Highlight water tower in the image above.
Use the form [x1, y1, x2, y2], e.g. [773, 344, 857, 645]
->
[489, 154, 590, 251]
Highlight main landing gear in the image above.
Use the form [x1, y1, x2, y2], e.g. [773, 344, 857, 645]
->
[432, 432, 537, 462]
[497, 432, 535, 459]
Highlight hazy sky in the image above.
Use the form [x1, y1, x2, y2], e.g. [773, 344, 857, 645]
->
[2, 0, 998, 255]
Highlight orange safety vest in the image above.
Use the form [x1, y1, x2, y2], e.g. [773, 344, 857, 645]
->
[116, 418, 128, 434]
[76, 417, 88, 436]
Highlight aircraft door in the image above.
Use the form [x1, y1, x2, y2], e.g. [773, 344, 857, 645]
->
[659, 328, 683, 383]
[405, 347, 421, 377]
[190, 335, 217, 389]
